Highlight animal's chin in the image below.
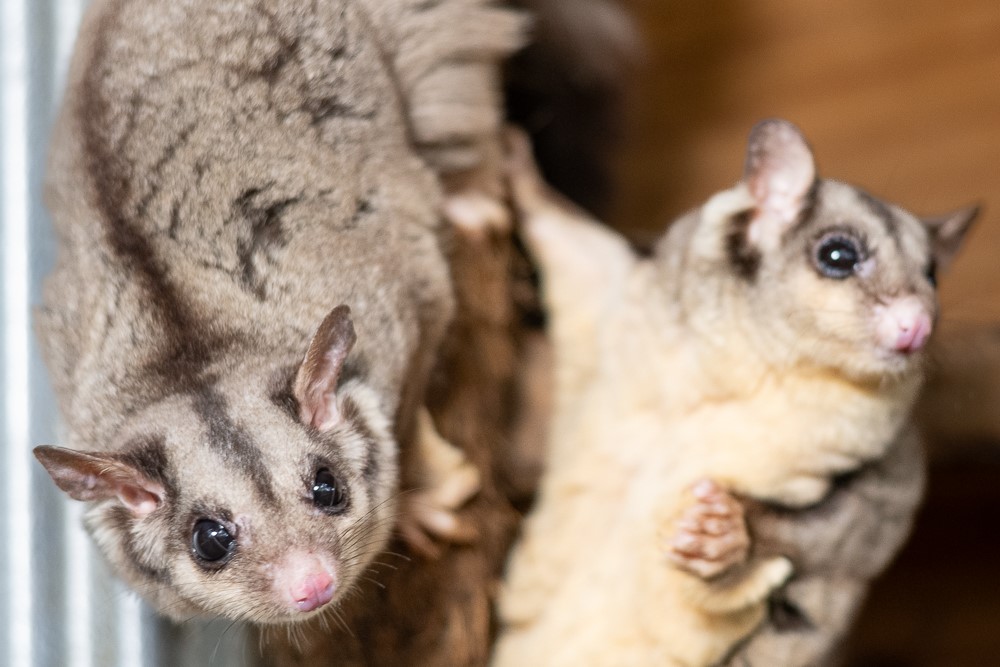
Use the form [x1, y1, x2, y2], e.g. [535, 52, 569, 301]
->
[251, 601, 341, 626]
[867, 345, 925, 379]
[177, 600, 338, 626]
[150, 597, 205, 624]
[814, 341, 923, 384]
[153, 587, 345, 626]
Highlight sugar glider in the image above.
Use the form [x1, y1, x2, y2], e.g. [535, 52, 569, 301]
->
[493, 122, 976, 666]
[33, 0, 522, 625]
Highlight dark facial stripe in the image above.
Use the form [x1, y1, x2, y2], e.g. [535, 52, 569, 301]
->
[726, 210, 761, 281]
[855, 189, 900, 245]
[106, 505, 173, 586]
[728, 180, 820, 282]
[191, 387, 277, 505]
[117, 436, 175, 498]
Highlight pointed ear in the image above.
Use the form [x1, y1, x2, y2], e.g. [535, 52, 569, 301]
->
[743, 119, 817, 248]
[923, 204, 979, 271]
[294, 305, 357, 431]
[33, 446, 164, 518]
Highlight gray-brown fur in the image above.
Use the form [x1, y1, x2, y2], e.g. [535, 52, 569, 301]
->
[36, 0, 523, 627]
[722, 429, 925, 666]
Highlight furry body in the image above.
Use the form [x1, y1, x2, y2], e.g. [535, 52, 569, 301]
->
[723, 426, 924, 665]
[37, 0, 520, 625]
[494, 124, 972, 666]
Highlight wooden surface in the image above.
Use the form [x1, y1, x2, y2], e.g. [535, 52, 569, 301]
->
[609, 2, 1000, 665]
[614, 0, 1000, 326]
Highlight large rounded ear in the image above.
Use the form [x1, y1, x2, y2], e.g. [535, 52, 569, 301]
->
[743, 119, 817, 249]
[294, 305, 357, 431]
[34, 446, 164, 518]
[922, 204, 980, 272]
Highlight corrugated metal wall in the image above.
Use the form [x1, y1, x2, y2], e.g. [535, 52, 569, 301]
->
[1, 2, 255, 665]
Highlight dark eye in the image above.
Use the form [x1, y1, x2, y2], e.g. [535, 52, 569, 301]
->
[814, 234, 864, 279]
[925, 260, 938, 288]
[192, 519, 236, 563]
[312, 468, 348, 512]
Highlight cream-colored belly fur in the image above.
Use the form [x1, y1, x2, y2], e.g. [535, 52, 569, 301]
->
[494, 264, 919, 667]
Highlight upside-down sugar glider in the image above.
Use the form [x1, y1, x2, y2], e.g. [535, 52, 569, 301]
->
[33, 0, 522, 625]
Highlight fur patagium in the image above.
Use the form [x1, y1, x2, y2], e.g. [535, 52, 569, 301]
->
[494, 122, 976, 666]
[34, 0, 521, 625]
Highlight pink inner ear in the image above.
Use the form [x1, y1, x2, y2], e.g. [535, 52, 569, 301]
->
[116, 482, 163, 518]
[745, 119, 816, 231]
[303, 383, 341, 431]
[752, 171, 810, 223]
[294, 305, 356, 432]
[34, 446, 164, 518]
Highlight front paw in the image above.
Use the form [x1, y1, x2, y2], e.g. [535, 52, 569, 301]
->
[400, 408, 481, 559]
[667, 480, 750, 579]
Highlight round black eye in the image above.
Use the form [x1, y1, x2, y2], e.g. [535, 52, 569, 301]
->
[925, 260, 938, 288]
[192, 519, 236, 563]
[814, 235, 864, 279]
[312, 468, 348, 512]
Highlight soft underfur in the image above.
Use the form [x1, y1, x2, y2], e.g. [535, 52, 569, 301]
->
[495, 124, 973, 666]
[721, 427, 925, 666]
[38, 0, 522, 626]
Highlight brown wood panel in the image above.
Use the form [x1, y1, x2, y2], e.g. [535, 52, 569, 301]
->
[614, 0, 1000, 324]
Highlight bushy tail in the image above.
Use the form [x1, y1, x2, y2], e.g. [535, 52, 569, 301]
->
[358, 0, 527, 174]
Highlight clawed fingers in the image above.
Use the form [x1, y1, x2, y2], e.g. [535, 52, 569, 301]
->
[667, 479, 751, 579]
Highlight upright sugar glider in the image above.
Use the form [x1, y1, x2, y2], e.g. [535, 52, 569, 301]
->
[493, 122, 976, 666]
[32, 0, 521, 625]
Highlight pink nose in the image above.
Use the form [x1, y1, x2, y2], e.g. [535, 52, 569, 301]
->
[273, 553, 338, 613]
[291, 571, 335, 612]
[876, 297, 932, 354]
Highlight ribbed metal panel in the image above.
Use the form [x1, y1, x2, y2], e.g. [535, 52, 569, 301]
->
[1, 2, 255, 665]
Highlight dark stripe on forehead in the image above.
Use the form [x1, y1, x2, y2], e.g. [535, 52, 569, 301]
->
[192, 386, 277, 505]
[118, 436, 175, 498]
[855, 189, 900, 245]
